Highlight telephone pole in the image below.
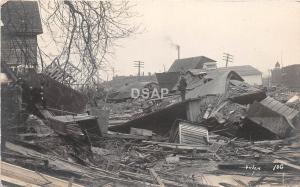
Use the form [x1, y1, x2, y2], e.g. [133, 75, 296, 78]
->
[133, 61, 144, 76]
[223, 53, 233, 68]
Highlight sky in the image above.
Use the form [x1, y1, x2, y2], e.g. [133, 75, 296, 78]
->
[36, 0, 300, 79]
[106, 0, 300, 78]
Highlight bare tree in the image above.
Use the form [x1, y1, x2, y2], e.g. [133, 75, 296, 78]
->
[39, 0, 139, 87]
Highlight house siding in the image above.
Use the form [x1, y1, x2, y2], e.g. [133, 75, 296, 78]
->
[1, 34, 38, 68]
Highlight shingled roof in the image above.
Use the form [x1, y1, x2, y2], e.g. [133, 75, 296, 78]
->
[1, 1, 43, 34]
[168, 56, 216, 73]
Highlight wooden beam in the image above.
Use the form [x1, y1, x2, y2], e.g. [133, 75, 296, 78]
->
[149, 168, 165, 187]
[1, 175, 40, 187]
[1, 161, 84, 187]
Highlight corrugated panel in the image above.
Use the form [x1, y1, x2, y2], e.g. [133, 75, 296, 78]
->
[179, 122, 209, 144]
[261, 97, 299, 121]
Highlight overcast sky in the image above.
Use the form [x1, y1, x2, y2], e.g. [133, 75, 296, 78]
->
[37, 0, 300, 79]
[106, 0, 300, 78]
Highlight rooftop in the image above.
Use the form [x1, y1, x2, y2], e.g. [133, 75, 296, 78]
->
[168, 56, 216, 73]
[1, 1, 43, 34]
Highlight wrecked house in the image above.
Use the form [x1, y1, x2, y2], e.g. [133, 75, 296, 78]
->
[242, 96, 300, 139]
[110, 70, 266, 138]
[216, 65, 263, 85]
[110, 98, 203, 135]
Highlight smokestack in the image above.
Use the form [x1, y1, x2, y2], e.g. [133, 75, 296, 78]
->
[176, 45, 180, 59]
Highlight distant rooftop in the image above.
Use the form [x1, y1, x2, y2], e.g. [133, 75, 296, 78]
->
[168, 56, 216, 73]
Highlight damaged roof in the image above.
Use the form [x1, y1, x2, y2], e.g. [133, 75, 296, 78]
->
[186, 70, 243, 99]
[246, 97, 300, 137]
[155, 72, 180, 91]
[260, 97, 299, 128]
[186, 69, 207, 77]
[109, 98, 202, 135]
[217, 65, 262, 76]
[1, 1, 43, 34]
[168, 56, 216, 73]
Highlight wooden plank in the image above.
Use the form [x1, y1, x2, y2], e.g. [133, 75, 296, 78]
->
[130, 127, 153, 137]
[1, 161, 84, 187]
[142, 141, 208, 151]
[1, 175, 40, 187]
[5, 142, 107, 177]
[149, 168, 165, 187]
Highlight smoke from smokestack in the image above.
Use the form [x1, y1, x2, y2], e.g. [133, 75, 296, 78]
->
[165, 36, 180, 59]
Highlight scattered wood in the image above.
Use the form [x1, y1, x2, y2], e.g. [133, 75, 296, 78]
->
[119, 171, 182, 187]
[130, 127, 153, 137]
[249, 146, 274, 154]
[149, 168, 166, 187]
[142, 140, 208, 151]
[1, 161, 84, 187]
[165, 155, 180, 163]
[105, 131, 149, 140]
[5, 141, 117, 178]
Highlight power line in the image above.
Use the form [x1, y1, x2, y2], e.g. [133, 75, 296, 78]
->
[223, 53, 233, 68]
[133, 61, 144, 77]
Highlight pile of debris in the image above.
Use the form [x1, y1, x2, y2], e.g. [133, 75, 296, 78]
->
[2, 68, 300, 186]
[3, 121, 300, 186]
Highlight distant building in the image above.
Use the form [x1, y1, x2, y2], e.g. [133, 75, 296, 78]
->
[282, 64, 300, 88]
[271, 62, 282, 85]
[217, 65, 262, 85]
[271, 63, 300, 88]
[1, 1, 43, 71]
[168, 56, 217, 73]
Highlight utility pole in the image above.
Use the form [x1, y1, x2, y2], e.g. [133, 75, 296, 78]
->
[133, 61, 144, 77]
[223, 53, 233, 68]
